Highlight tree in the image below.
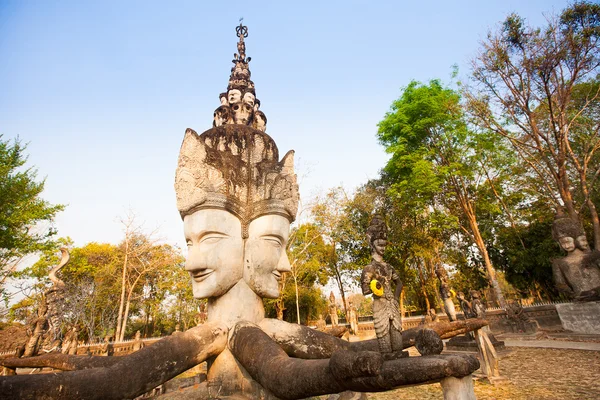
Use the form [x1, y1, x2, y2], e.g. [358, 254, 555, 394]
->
[17, 241, 122, 342]
[313, 187, 371, 318]
[378, 79, 507, 307]
[0, 136, 64, 301]
[466, 1, 600, 248]
[286, 223, 330, 323]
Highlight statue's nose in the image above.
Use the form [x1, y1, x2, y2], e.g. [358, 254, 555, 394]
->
[277, 252, 292, 273]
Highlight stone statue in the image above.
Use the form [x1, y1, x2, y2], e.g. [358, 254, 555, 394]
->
[347, 301, 359, 335]
[551, 214, 600, 301]
[100, 335, 111, 357]
[61, 327, 78, 355]
[457, 292, 476, 319]
[435, 264, 457, 321]
[328, 292, 339, 326]
[360, 215, 404, 355]
[428, 308, 439, 322]
[132, 330, 144, 352]
[470, 290, 485, 319]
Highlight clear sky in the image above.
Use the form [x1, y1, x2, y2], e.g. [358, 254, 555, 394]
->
[1, 0, 569, 251]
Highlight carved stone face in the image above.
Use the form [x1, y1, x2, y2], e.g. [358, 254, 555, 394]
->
[231, 102, 253, 125]
[227, 89, 242, 104]
[243, 215, 292, 298]
[575, 235, 590, 251]
[184, 209, 244, 298]
[558, 236, 576, 253]
[242, 92, 255, 107]
[371, 239, 387, 258]
[254, 112, 266, 132]
[220, 94, 228, 106]
[213, 106, 232, 127]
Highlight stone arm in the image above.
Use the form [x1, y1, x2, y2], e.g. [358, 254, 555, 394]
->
[361, 266, 375, 296]
[392, 267, 402, 302]
[552, 259, 574, 296]
[0, 322, 227, 400]
[231, 321, 479, 400]
[259, 318, 488, 359]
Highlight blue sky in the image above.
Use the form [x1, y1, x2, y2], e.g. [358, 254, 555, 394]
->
[1, 0, 569, 250]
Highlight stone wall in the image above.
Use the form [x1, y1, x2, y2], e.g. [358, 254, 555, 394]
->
[354, 302, 567, 335]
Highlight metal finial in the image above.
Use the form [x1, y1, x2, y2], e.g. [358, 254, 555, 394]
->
[236, 21, 248, 38]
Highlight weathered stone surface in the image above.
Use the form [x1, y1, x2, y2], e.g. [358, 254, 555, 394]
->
[440, 375, 476, 400]
[230, 322, 480, 400]
[556, 301, 600, 334]
[415, 328, 444, 356]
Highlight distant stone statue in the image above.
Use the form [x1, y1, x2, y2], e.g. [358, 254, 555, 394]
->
[315, 314, 326, 331]
[100, 335, 112, 357]
[457, 292, 475, 319]
[360, 215, 404, 355]
[61, 327, 78, 355]
[428, 308, 439, 322]
[470, 290, 486, 319]
[132, 330, 145, 352]
[328, 292, 338, 326]
[435, 264, 457, 321]
[347, 301, 359, 335]
[552, 214, 600, 301]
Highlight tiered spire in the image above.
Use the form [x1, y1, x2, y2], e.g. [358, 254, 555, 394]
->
[213, 23, 267, 132]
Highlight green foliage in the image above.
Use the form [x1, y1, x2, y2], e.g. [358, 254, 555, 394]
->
[489, 216, 562, 298]
[0, 136, 64, 299]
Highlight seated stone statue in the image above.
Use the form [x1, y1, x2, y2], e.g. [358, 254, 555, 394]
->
[551, 214, 600, 301]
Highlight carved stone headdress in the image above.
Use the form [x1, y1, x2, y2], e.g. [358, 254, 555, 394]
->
[552, 213, 585, 241]
[175, 24, 298, 237]
[367, 214, 388, 244]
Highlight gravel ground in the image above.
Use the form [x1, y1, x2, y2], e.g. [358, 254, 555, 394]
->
[368, 347, 600, 400]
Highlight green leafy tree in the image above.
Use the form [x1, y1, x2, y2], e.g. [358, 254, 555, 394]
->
[285, 223, 331, 323]
[0, 136, 64, 301]
[378, 79, 508, 307]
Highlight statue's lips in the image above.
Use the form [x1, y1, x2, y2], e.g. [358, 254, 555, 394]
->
[191, 269, 214, 282]
[272, 271, 282, 281]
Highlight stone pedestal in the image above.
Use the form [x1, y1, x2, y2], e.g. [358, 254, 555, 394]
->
[440, 375, 476, 400]
[556, 301, 600, 334]
[446, 333, 505, 352]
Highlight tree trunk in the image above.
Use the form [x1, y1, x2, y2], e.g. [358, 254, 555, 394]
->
[400, 288, 405, 318]
[416, 259, 431, 312]
[294, 274, 300, 324]
[119, 297, 132, 342]
[115, 248, 128, 342]
[586, 197, 600, 250]
[458, 189, 506, 309]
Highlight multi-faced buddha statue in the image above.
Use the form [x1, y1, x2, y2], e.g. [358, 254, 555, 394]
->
[551, 213, 600, 300]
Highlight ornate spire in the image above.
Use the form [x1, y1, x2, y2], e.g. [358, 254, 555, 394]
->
[213, 22, 267, 132]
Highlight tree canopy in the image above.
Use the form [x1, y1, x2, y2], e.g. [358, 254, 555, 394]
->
[0, 136, 64, 302]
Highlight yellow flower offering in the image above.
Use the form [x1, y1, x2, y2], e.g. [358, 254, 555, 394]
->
[370, 279, 384, 297]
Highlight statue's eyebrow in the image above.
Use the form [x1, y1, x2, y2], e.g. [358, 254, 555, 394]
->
[198, 230, 230, 239]
[260, 233, 284, 242]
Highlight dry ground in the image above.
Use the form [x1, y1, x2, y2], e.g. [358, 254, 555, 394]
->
[368, 347, 600, 400]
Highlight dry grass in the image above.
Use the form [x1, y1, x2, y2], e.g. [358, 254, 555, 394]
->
[368, 347, 600, 400]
